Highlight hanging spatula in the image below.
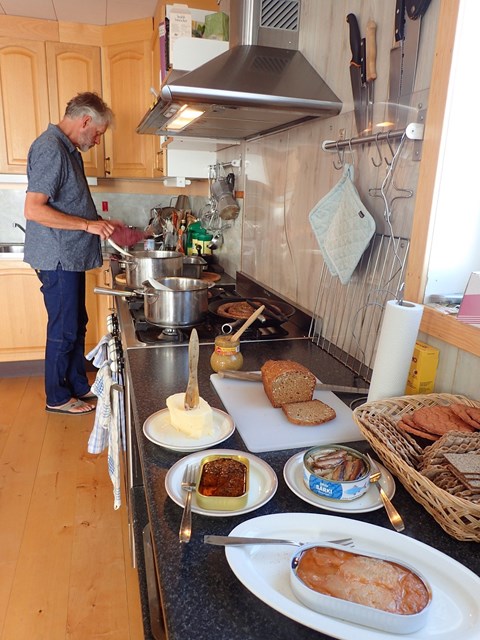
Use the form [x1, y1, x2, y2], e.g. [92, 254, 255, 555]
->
[184, 328, 200, 410]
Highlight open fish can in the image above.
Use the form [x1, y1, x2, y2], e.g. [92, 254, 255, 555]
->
[303, 445, 370, 501]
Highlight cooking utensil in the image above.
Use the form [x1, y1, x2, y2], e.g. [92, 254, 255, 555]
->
[108, 238, 132, 257]
[230, 305, 265, 342]
[366, 454, 405, 532]
[179, 464, 196, 543]
[216, 370, 369, 395]
[365, 19, 377, 134]
[208, 297, 295, 328]
[346, 13, 366, 136]
[146, 277, 172, 291]
[204, 535, 354, 547]
[184, 329, 200, 410]
[122, 250, 184, 288]
[94, 277, 209, 327]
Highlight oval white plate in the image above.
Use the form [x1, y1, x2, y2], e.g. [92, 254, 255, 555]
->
[283, 450, 396, 514]
[143, 407, 235, 452]
[165, 448, 278, 517]
[225, 513, 480, 640]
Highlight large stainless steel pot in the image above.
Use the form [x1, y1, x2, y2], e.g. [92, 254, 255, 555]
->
[95, 277, 210, 327]
[123, 250, 183, 288]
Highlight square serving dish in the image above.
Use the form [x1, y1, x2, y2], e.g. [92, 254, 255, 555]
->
[196, 454, 249, 511]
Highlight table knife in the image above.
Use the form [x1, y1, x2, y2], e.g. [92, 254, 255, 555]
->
[216, 370, 369, 395]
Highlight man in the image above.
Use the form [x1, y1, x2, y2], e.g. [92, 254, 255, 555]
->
[24, 92, 119, 415]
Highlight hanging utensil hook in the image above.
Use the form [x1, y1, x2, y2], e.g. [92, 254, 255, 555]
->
[371, 132, 383, 167]
[333, 141, 345, 170]
[384, 131, 397, 166]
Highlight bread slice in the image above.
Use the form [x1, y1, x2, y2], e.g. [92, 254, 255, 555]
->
[261, 359, 316, 408]
[281, 399, 336, 426]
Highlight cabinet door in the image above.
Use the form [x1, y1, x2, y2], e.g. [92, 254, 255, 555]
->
[102, 40, 155, 178]
[151, 29, 166, 177]
[0, 263, 47, 361]
[85, 262, 113, 352]
[45, 41, 105, 177]
[0, 38, 49, 174]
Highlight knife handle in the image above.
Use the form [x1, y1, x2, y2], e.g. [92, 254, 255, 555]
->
[346, 13, 361, 65]
[394, 0, 406, 42]
[366, 20, 377, 81]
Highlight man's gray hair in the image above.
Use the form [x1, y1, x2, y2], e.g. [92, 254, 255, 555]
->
[64, 92, 114, 127]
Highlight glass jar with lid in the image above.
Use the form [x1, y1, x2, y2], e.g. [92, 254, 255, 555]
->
[210, 335, 243, 372]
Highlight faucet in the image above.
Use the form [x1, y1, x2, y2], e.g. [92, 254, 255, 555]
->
[12, 222, 26, 235]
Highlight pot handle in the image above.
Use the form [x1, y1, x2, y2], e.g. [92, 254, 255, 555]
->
[94, 286, 136, 297]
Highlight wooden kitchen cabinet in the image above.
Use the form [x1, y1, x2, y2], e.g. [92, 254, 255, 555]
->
[45, 41, 105, 177]
[0, 38, 50, 174]
[102, 26, 156, 178]
[0, 260, 112, 362]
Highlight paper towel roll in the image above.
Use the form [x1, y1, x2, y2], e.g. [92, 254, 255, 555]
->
[367, 300, 424, 402]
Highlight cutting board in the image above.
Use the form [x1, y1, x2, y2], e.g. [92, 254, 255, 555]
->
[210, 374, 365, 453]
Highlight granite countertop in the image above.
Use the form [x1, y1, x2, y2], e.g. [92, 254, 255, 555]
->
[126, 339, 480, 640]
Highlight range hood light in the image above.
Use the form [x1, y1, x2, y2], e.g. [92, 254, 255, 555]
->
[166, 105, 205, 131]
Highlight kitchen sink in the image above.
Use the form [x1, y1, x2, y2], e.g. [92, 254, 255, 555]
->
[0, 243, 24, 253]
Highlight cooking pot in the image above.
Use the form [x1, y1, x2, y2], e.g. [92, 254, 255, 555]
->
[122, 250, 183, 288]
[208, 297, 295, 330]
[183, 255, 207, 279]
[95, 277, 210, 327]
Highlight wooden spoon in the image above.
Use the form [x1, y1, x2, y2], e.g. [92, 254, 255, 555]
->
[184, 328, 200, 410]
[230, 305, 265, 342]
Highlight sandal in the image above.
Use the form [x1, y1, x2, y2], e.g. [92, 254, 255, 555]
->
[46, 399, 95, 415]
[80, 391, 97, 400]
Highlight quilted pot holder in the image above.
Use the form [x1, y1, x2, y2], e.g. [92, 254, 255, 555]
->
[309, 164, 376, 284]
[308, 165, 350, 275]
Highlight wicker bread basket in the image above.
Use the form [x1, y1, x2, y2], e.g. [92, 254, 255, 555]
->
[353, 393, 480, 542]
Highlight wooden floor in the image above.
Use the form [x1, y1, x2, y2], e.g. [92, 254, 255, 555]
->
[0, 373, 144, 639]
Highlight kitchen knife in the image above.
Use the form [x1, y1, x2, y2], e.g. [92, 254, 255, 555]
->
[346, 13, 366, 136]
[365, 20, 377, 134]
[216, 370, 369, 395]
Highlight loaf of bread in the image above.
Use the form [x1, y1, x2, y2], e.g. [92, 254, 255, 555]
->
[282, 399, 336, 425]
[261, 360, 316, 408]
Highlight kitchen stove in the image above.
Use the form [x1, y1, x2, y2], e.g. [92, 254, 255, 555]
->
[127, 289, 291, 346]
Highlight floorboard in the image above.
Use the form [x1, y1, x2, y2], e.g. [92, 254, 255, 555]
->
[0, 374, 144, 640]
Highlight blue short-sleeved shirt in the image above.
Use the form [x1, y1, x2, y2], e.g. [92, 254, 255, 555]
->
[24, 123, 102, 271]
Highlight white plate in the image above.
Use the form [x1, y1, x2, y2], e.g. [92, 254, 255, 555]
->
[165, 448, 278, 517]
[225, 513, 480, 640]
[283, 451, 396, 514]
[143, 407, 235, 452]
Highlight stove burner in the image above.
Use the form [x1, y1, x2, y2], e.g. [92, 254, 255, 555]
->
[157, 328, 187, 343]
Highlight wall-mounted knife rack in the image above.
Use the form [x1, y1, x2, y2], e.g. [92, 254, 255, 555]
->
[322, 122, 424, 160]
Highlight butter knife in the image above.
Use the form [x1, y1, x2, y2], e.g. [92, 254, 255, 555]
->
[184, 328, 200, 410]
[204, 535, 354, 547]
[216, 370, 369, 395]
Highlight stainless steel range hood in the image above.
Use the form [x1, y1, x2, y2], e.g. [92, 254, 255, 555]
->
[137, 0, 341, 140]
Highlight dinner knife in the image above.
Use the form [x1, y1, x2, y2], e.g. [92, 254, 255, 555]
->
[346, 13, 365, 136]
[216, 370, 369, 395]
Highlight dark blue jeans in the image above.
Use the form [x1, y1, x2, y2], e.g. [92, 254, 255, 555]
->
[37, 266, 91, 407]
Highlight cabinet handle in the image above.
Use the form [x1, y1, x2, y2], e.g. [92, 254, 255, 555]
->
[105, 156, 111, 176]
[103, 269, 111, 286]
[155, 150, 164, 173]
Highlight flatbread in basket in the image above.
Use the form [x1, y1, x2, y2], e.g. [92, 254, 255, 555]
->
[353, 393, 480, 542]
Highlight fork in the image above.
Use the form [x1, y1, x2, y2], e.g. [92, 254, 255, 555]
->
[179, 464, 196, 543]
[203, 535, 354, 547]
[366, 453, 405, 532]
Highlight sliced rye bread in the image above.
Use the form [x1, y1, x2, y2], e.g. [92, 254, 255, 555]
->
[281, 399, 336, 426]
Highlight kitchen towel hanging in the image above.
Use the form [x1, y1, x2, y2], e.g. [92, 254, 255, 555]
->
[367, 300, 424, 402]
[309, 164, 375, 284]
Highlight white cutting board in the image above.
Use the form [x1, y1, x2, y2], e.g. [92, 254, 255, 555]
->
[210, 374, 365, 453]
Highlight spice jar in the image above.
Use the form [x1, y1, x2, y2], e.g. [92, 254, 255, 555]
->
[210, 335, 243, 372]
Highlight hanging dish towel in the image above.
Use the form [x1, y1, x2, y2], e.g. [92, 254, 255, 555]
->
[309, 164, 375, 284]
